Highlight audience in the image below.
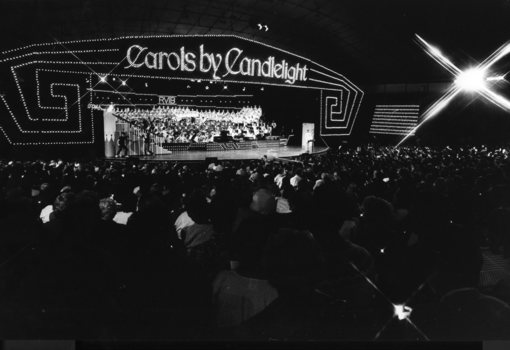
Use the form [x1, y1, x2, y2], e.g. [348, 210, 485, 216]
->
[0, 144, 509, 340]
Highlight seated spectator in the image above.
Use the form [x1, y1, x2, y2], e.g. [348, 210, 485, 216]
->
[212, 218, 278, 328]
[276, 181, 294, 214]
[234, 228, 345, 340]
[181, 191, 226, 280]
[43, 191, 76, 240]
[0, 190, 120, 338]
[231, 188, 278, 261]
[99, 197, 121, 223]
[39, 204, 53, 224]
[175, 210, 195, 240]
[123, 192, 211, 338]
[181, 191, 215, 250]
[354, 195, 397, 256]
[97, 197, 127, 239]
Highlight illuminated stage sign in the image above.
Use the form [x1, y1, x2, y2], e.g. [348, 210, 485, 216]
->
[0, 35, 363, 146]
[125, 44, 308, 85]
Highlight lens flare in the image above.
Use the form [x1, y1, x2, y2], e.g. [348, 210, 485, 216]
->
[454, 68, 486, 92]
[393, 304, 413, 321]
[397, 34, 510, 146]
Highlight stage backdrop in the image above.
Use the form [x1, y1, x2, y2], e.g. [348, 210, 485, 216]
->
[0, 35, 364, 155]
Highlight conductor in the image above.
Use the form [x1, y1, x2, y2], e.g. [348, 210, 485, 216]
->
[116, 132, 129, 157]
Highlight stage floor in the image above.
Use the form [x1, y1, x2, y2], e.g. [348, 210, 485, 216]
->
[132, 146, 328, 161]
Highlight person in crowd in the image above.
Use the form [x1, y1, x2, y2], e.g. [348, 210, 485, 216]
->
[180, 190, 227, 279]
[122, 192, 212, 338]
[211, 216, 278, 328]
[231, 187, 277, 245]
[233, 228, 348, 340]
[180, 191, 215, 250]
[98, 197, 126, 235]
[354, 195, 397, 255]
[174, 208, 195, 239]
[43, 190, 76, 240]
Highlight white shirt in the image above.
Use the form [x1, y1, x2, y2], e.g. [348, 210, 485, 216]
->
[174, 211, 195, 239]
[276, 197, 292, 214]
[113, 211, 133, 225]
[40, 205, 53, 223]
[274, 173, 285, 189]
[290, 174, 302, 188]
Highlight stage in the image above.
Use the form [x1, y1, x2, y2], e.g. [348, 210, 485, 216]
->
[129, 145, 328, 162]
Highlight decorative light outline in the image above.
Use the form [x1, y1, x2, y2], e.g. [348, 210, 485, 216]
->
[0, 48, 120, 64]
[109, 103, 246, 110]
[0, 70, 95, 144]
[23, 66, 347, 92]
[12, 67, 84, 129]
[324, 86, 352, 128]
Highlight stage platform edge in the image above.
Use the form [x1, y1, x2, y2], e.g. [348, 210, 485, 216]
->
[107, 146, 329, 162]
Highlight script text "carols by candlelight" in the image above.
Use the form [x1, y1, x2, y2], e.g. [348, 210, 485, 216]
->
[124, 44, 308, 85]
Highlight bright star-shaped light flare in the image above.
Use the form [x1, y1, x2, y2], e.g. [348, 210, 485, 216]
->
[348, 261, 430, 340]
[397, 34, 510, 147]
[455, 68, 486, 92]
[393, 304, 413, 321]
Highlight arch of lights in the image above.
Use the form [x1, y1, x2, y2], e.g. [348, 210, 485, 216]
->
[0, 35, 364, 146]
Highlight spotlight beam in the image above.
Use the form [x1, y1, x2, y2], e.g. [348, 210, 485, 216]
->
[397, 34, 510, 146]
[415, 34, 461, 76]
[51, 37, 129, 117]
[347, 261, 429, 340]
[478, 42, 510, 71]
[479, 86, 510, 110]
[397, 85, 461, 147]
[53, 39, 144, 116]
